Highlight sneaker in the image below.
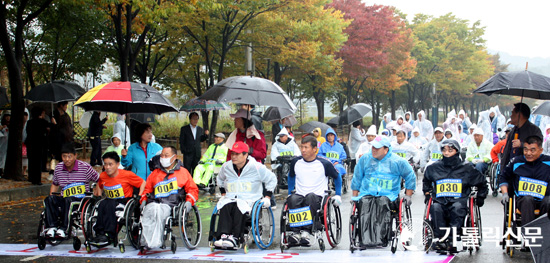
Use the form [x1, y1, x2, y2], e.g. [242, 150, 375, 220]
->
[300, 231, 311, 246]
[93, 234, 109, 244]
[45, 228, 56, 238]
[221, 235, 238, 248]
[287, 232, 300, 245]
[213, 239, 224, 247]
[56, 229, 66, 238]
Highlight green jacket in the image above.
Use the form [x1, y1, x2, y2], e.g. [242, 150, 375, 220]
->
[200, 143, 229, 165]
[466, 140, 493, 163]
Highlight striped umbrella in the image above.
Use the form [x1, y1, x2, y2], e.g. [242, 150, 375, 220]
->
[180, 98, 230, 112]
[74, 81, 178, 115]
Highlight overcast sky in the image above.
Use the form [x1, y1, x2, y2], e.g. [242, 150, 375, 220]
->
[369, 0, 550, 59]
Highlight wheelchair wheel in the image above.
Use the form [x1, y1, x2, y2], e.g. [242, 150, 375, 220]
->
[124, 199, 140, 250]
[324, 196, 342, 248]
[502, 198, 516, 256]
[179, 203, 202, 249]
[251, 200, 275, 250]
[37, 212, 47, 250]
[80, 198, 95, 242]
[119, 243, 125, 253]
[208, 207, 219, 249]
[279, 203, 288, 252]
[422, 198, 434, 253]
[349, 202, 360, 253]
[73, 237, 81, 251]
[171, 236, 177, 254]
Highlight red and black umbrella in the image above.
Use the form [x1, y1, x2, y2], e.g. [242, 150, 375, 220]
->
[74, 81, 178, 115]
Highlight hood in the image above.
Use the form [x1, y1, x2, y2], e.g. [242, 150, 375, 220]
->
[447, 109, 457, 119]
[412, 127, 421, 137]
[444, 128, 455, 138]
[458, 109, 466, 118]
[417, 110, 425, 121]
[493, 105, 501, 116]
[383, 113, 392, 122]
[381, 128, 391, 137]
[404, 111, 412, 120]
[111, 133, 122, 145]
[313, 127, 322, 138]
[325, 127, 339, 142]
[397, 115, 404, 121]
[116, 114, 125, 122]
[489, 107, 496, 116]
[366, 125, 377, 136]
[276, 128, 292, 142]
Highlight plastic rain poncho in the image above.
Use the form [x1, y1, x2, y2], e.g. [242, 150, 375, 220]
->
[408, 127, 428, 149]
[270, 128, 301, 170]
[413, 110, 434, 141]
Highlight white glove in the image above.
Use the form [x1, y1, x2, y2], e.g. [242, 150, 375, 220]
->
[184, 201, 193, 213]
[332, 195, 342, 207]
[261, 197, 271, 208]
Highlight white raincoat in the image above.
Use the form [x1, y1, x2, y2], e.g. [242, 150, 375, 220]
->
[113, 115, 131, 147]
[477, 110, 493, 143]
[386, 115, 413, 133]
[216, 157, 277, 214]
[349, 125, 367, 159]
[355, 125, 377, 159]
[270, 129, 301, 170]
[408, 127, 428, 149]
[413, 110, 433, 141]
[458, 109, 472, 134]
[391, 134, 420, 164]
[421, 136, 444, 168]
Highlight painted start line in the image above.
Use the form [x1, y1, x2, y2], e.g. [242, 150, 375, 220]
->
[0, 244, 454, 263]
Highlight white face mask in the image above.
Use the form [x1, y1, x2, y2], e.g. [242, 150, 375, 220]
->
[160, 155, 175, 168]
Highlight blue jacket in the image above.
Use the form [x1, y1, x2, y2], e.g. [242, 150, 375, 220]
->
[121, 142, 163, 180]
[499, 154, 550, 200]
[317, 128, 347, 164]
[352, 147, 416, 201]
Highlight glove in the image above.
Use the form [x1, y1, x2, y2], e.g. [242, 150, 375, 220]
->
[140, 201, 146, 210]
[215, 160, 223, 165]
[184, 201, 193, 213]
[332, 195, 342, 207]
[476, 198, 485, 207]
[403, 195, 412, 207]
[424, 194, 431, 204]
[501, 192, 509, 205]
[261, 197, 271, 208]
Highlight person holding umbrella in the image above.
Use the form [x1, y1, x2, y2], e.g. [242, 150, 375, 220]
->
[179, 112, 208, 175]
[50, 102, 74, 163]
[121, 123, 163, 180]
[225, 109, 266, 163]
[26, 107, 50, 185]
[88, 111, 108, 167]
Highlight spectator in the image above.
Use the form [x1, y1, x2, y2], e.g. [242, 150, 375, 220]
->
[225, 109, 266, 163]
[113, 114, 131, 147]
[179, 112, 208, 174]
[88, 111, 108, 167]
[0, 112, 10, 178]
[50, 102, 73, 162]
[121, 123, 163, 180]
[26, 107, 50, 185]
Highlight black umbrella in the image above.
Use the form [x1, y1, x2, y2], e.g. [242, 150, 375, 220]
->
[298, 121, 331, 137]
[327, 103, 372, 126]
[198, 76, 296, 111]
[473, 70, 550, 100]
[25, 80, 86, 102]
[522, 213, 550, 263]
[532, 101, 550, 117]
[0, 87, 9, 109]
[262, 106, 295, 122]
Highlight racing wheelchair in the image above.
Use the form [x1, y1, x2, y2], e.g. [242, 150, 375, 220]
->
[280, 190, 342, 252]
[208, 199, 275, 253]
[81, 195, 141, 253]
[349, 195, 412, 254]
[272, 155, 293, 194]
[423, 188, 482, 255]
[136, 194, 202, 253]
[37, 188, 94, 250]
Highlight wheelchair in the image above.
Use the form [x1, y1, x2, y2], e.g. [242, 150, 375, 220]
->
[423, 189, 482, 255]
[37, 191, 94, 250]
[208, 199, 275, 253]
[272, 155, 293, 194]
[198, 158, 222, 195]
[487, 162, 500, 197]
[81, 196, 140, 253]
[349, 195, 412, 254]
[137, 195, 202, 253]
[280, 190, 342, 252]
[501, 195, 544, 257]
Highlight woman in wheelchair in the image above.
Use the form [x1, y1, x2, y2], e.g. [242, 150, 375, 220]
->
[88, 152, 145, 245]
[139, 146, 199, 250]
[283, 135, 342, 248]
[213, 142, 276, 250]
[423, 139, 488, 253]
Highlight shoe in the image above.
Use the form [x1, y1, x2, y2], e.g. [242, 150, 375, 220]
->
[213, 239, 224, 247]
[520, 247, 531, 252]
[221, 234, 238, 248]
[299, 231, 311, 246]
[271, 205, 277, 210]
[56, 229, 66, 238]
[433, 241, 448, 252]
[287, 232, 300, 245]
[94, 234, 109, 244]
[45, 228, 56, 238]
[198, 184, 206, 189]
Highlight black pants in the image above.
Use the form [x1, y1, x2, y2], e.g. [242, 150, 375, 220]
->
[287, 193, 322, 233]
[44, 195, 82, 231]
[89, 137, 102, 166]
[93, 198, 128, 235]
[431, 200, 467, 239]
[183, 153, 199, 175]
[27, 144, 44, 184]
[517, 195, 550, 225]
[216, 202, 246, 241]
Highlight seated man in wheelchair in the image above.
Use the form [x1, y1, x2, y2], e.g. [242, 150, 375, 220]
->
[214, 142, 276, 249]
[140, 146, 199, 249]
[271, 129, 301, 186]
[193, 132, 228, 189]
[423, 139, 488, 252]
[466, 128, 493, 175]
[318, 128, 347, 182]
[499, 135, 550, 225]
[286, 135, 342, 246]
[43, 143, 99, 239]
[351, 136, 416, 247]
[91, 151, 145, 244]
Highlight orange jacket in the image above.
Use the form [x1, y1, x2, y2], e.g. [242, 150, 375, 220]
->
[491, 139, 507, 163]
[142, 160, 198, 206]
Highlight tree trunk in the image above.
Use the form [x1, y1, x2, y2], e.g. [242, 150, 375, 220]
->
[390, 90, 396, 120]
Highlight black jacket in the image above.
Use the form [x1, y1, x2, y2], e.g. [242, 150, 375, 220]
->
[500, 120, 543, 171]
[423, 154, 488, 205]
[87, 112, 107, 137]
[179, 124, 207, 158]
[498, 154, 550, 200]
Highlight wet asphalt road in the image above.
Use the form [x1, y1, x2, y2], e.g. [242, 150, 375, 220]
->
[0, 172, 535, 263]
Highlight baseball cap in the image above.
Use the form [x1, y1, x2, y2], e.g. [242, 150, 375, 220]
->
[231, 142, 249, 153]
[434, 127, 444, 133]
[371, 136, 391, 149]
[229, 109, 251, 120]
[214, 132, 226, 139]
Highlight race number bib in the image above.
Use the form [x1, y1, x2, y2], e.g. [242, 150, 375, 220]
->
[518, 177, 547, 199]
[226, 181, 252, 193]
[370, 178, 393, 190]
[63, 182, 86, 198]
[104, 184, 125, 199]
[154, 177, 178, 198]
[279, 151, 293, 156]
[431, 152, 443, 161]
[326, 152, 340, 160]
[394, 151, 406, 158]
[288, 206, 313, 227]
[436, 179, 462, 198]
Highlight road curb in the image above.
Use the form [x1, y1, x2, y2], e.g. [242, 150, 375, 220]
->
[0, 185, 50, 203]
